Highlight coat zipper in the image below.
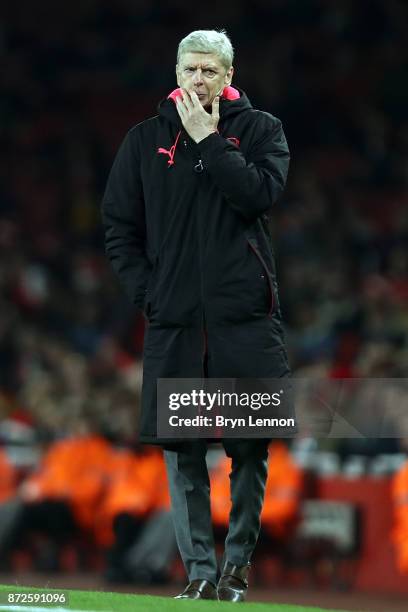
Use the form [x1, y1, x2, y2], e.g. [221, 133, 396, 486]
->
[194, 159, 204, 173]
[193, 149, 207, 376]
[247, 238, 275, 317]
[184, 131, 207, 376]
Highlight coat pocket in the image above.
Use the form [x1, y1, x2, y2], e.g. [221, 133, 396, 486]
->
[246, 238, 275, 317]
[143, 256, 159, 318]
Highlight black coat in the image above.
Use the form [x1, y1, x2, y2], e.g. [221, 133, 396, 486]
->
[102, 86, 291, 445]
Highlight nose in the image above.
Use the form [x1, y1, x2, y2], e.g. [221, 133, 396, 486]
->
[192, 69, 203, 85]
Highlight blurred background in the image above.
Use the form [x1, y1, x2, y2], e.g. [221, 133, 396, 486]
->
[0, 1, 407, 610]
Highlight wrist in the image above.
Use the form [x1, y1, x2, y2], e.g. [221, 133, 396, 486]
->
[194, 129, 218, 144]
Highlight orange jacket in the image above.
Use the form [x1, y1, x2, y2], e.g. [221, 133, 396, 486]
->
[20, 434, 113, 531]
[93, 448, 170, 547]
[0, 448, 17, 503]
[392, 460, 408, 574]
[260, 441, 303, 538]
[211, 442, 303, 538]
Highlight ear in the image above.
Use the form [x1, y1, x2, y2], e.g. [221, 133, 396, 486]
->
[224, 66, 234, 87]
[176, 64, 181, 87]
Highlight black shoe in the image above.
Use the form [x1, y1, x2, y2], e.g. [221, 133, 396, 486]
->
[175, 579, 218, 600]
[217, 561, 250, 602]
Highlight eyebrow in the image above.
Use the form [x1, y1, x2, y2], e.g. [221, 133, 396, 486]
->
[184, 64, 218, 70]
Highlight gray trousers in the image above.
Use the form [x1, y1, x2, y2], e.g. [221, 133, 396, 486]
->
[164, 439, 269, 584]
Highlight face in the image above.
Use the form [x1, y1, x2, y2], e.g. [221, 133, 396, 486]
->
[176, 52, 234, 107]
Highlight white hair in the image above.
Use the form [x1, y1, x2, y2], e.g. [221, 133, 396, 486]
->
[177, 29, 234, 69]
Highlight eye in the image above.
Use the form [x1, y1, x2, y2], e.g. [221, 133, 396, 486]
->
[204, 70, 216, 76]
[185, 67, 194, 73]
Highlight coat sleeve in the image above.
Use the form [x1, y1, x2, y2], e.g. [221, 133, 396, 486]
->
[198, 113, 290, 221]
[101, 130, 151, 310]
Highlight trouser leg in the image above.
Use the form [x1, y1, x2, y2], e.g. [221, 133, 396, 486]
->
[222, 440, 269, 566]
[164, 440, 217, 584]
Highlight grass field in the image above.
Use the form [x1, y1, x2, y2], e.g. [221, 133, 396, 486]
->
[0, 584, 352, 612]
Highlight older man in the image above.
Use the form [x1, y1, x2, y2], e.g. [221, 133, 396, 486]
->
[102, 29, 291, 601]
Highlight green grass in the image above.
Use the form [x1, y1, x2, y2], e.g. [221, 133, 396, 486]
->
[0, 584, 351, 612]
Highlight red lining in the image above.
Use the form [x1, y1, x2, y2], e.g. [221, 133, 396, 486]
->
[167, 85, 240, 102]
[226, 136, 240, 147]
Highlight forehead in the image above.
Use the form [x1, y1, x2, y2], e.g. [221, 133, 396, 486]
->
[178, 52, 225, 69]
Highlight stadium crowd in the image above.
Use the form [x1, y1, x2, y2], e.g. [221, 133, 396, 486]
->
[0, 0, 407, 584]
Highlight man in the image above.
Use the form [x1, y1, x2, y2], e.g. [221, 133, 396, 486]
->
[102, 29, 291, 601]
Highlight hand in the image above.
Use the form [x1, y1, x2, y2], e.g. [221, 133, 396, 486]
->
[175, 89, 219, 143]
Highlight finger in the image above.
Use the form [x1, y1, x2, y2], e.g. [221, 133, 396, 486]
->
[189, 90, 201, 107]
[212, 96, 220, 122]
[175, 97, 187, 121]
[176, 95, 188, 114]
[181, 88, 193, 112]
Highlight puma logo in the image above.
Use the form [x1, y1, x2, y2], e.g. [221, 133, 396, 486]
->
[157, 131, 181, 167]
[157, 145, 176, 166]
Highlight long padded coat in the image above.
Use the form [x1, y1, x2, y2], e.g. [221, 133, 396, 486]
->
[102, 86, 291, 446]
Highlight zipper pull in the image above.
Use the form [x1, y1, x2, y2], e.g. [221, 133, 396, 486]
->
[194, 159, 204, 173]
